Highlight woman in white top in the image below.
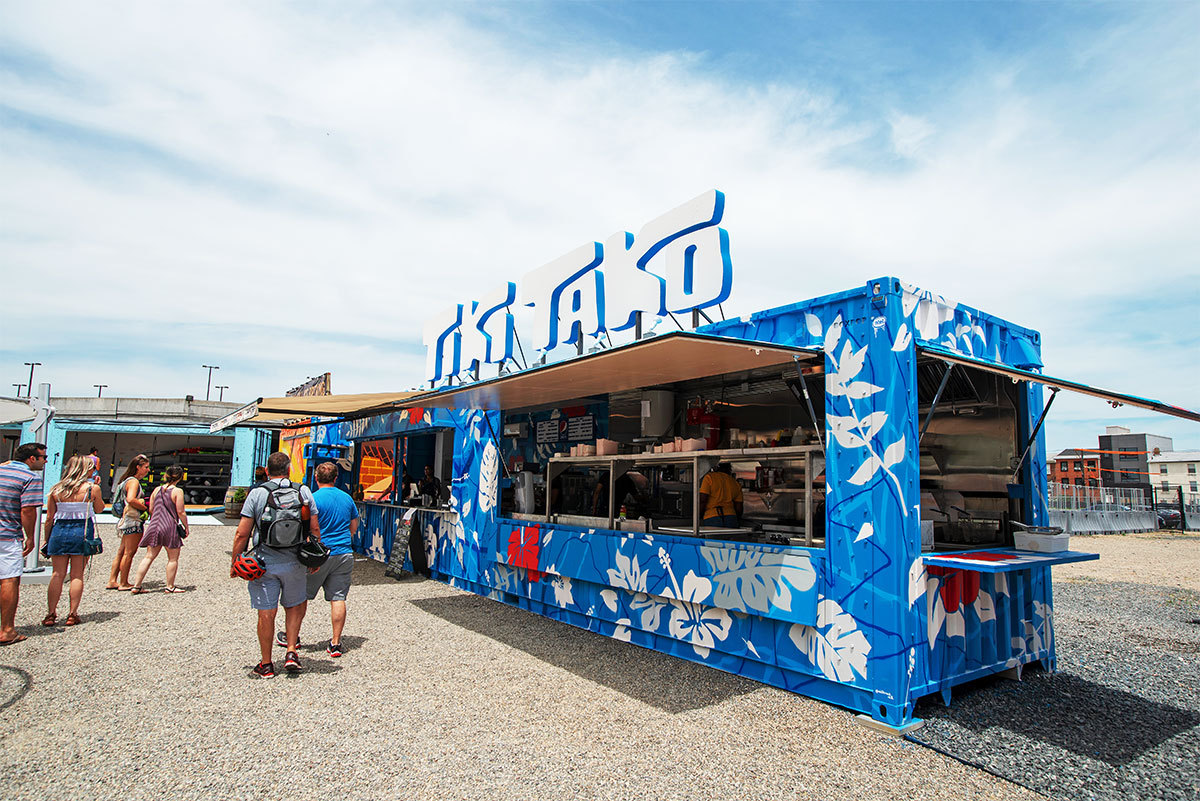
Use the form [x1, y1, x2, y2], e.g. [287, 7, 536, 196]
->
[43, 455, 105, 626]
[105, 455, 151, 590]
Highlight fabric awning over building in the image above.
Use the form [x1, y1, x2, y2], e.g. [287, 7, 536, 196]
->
[403, 332, 822, 412]
[209, 391, 424, 433]
[919, 345, 1200, 423]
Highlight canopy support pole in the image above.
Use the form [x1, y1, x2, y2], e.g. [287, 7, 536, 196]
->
[1013, 387, 1060, 478]
[919, 364, 955, 444]
[793, 360, 825, 457]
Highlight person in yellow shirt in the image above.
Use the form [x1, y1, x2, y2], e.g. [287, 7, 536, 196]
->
[698, 463, 743, 527]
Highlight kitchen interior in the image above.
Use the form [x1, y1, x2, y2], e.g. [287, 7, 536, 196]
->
[916, 357, 1026, 551]
[501, 358, 829, 547]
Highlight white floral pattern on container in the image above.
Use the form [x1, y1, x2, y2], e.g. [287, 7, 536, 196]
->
[788, 598, 871, 682]
[478, 440, 499, 514]
[700, 546, 816, 614]
[666, 570, 733, 656]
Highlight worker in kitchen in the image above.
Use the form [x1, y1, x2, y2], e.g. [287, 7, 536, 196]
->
[698, 462, 743, 528]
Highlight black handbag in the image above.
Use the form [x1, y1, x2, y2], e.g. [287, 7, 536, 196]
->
[81, 487, 103, 555]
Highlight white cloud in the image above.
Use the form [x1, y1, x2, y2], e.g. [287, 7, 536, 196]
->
[0, 2, 1196, 448]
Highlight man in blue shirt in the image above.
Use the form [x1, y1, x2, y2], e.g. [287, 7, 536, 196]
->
[300, 461, 358, 657]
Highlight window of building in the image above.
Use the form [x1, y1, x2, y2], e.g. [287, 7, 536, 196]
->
[1162, 481, 1171, 491]
[1192, 481, 1198, 493]
[1160, 465, 1169, 474]
[1120, 471, 1138, 482]
[1118, 447, 1138, 461]
[1189, 464, 1197, 475]
[1073, 462, 1082, 472]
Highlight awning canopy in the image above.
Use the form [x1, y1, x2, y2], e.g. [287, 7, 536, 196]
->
[403, 332, 821, 412]
[919, 345, 1200, 423]
[209, 391, 424, 433]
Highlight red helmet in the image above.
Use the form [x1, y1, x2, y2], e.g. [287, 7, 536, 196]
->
[232, 551, 265, 580]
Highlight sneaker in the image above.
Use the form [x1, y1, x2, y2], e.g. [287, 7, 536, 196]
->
[326, 641, 343, 658]
[275, 631, 300, 649]
[252, 661, 275, 679]
[284, 651, 301, 672]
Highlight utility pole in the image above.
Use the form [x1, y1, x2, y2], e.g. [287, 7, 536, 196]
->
[23, 362, 41, 397]
[11, 383, 24, 396]
[202, 364, 220, 401]
[94, 384, 107, 397]
[215, 385, 229, 401]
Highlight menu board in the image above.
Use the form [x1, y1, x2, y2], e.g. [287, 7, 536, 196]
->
[385, 508, 418, 578]
[535, 414, 595, 444]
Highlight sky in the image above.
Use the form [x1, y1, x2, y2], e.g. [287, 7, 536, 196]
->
[1, 0, 1197, 453]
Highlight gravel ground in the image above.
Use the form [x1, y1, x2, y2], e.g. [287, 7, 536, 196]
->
[1, 525, 1192, 801]
[0, 520, 1037, 801]
[910, 533, 1200, 801]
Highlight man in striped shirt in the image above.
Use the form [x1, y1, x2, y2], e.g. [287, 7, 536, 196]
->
[0, 442, 47, 645]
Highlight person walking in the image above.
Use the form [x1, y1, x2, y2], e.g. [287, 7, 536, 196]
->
[43, 454, 105, 627]
[0, 442, 46, 645]
[130, 465, 188, 594]
[230, 451, 320, 678]
[287, 461, 358, 658]
[106, 455, 150, 590]
[86, 447, 102, 493]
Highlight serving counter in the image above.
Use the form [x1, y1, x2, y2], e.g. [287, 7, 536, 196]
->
[546, 444, 822, 544]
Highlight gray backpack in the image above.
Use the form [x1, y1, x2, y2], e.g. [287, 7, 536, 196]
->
[256, 480, 307, 549]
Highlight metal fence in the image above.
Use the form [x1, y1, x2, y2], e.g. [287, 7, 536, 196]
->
[1047, 484, 1159, 533]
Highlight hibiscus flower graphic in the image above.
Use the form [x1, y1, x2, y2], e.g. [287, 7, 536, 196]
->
[507, 525, 543, 582]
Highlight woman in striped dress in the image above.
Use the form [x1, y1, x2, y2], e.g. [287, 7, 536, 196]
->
[130, 465, 188, 594]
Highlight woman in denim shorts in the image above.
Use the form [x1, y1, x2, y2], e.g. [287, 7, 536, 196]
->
[43, 456, 105, 626]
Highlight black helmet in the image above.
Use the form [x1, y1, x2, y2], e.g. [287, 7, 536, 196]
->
[297, 539, 330, 569]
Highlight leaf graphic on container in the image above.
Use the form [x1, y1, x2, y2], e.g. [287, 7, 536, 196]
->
[853, 522, 874, 542]
[805, 313, 823, 338]
[892, 322, 912, 352]
[839, 341, 867, 382]
[883, 434, 906, 468]
[788, 598, 871, 682]
[974, 588, 996, 624]
[478, 440, 499, 514]
[908, 556, 927, 608]
[824, 314, 843, 356]
[843, 381, 884, 399]
[827, 415, 866, 448]
[701, 547, 816, 614]
[847, 455, 881, 486]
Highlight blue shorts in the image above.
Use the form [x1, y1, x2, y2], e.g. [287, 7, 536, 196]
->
[248, 561, 308, 610]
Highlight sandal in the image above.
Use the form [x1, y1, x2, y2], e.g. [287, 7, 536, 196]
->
[129, 587, 146, 595]
[164, 586, 184, 593]
[63, 613, 82, 626]
[41, 613, 57, 627]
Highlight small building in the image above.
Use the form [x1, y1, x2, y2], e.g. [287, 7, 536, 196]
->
[1097, 425, 1173, 497]
[23, 396, 270, 504]
[1048, 448, 1100, 486]
[1149, 450, 1200, 500]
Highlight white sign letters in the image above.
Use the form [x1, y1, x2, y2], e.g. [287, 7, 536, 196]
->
[423, 189, 733, 384]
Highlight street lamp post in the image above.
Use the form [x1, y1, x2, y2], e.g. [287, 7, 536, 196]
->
[202, 364, 220, 401]
[215, 385, 229, 401]
[11, 384, 25, 396]
[23, 363, 41, 398]
[94, 384, 107, 397]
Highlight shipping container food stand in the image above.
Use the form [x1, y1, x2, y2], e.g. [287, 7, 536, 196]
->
[332, 276, 1199, 733]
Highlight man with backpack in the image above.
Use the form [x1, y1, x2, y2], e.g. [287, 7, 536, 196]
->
[231, 451, 321, 678]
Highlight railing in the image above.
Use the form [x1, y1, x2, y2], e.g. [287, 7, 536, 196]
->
[1046, 484, 1157, 533]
